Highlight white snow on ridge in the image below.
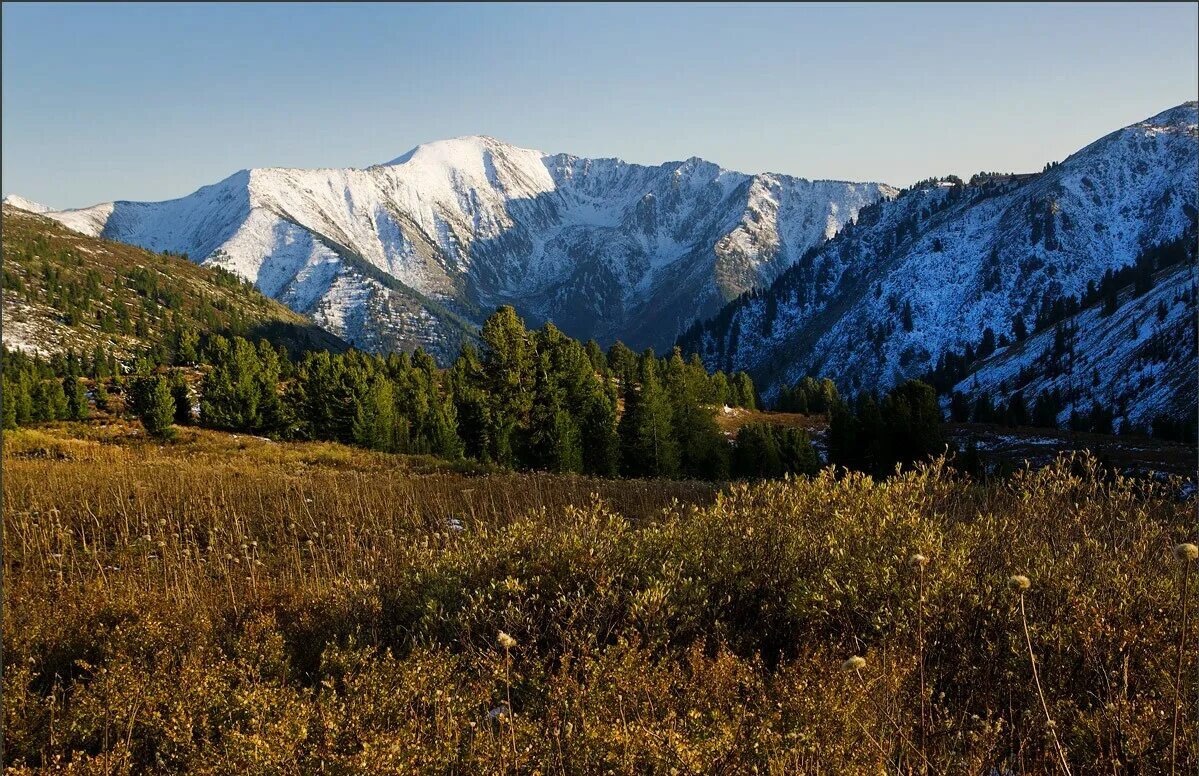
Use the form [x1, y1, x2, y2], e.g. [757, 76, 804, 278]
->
[2, 194, 53, 214]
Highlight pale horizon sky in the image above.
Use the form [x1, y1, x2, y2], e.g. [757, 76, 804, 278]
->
[3, 2, 1196, 209]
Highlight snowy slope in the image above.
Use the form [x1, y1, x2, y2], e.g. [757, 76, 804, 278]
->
[956, 261, 1196, 431]
[681, 102, 1198, 427]
[2, 194, 53, 214]
[17, 137, 894, 361]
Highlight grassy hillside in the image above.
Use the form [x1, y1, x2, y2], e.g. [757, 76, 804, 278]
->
[1, 205, 346, 357]
[3, 421, 1195, 773]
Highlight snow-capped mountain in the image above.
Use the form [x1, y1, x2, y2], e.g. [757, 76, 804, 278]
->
[680, 102, 1198, 430]
[2, 195, 52, 214]
[10, 139, 894, 361]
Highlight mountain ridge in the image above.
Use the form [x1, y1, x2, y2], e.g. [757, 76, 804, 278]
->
[678, 101, 1198, 431]
[7, 138, 896, 361]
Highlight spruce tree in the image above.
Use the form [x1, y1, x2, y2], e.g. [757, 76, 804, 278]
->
[2, 378, 19, 429]
[619, 351, 679, 478]
[139, 376, 176, 439]
[94, 380, 109, 412]
[479, 306, 535, 467]
[64, 375, 89, 420]
[731, 372, 757, 410]
[732, 423, 781, 479]
[170, 372, 193, 425]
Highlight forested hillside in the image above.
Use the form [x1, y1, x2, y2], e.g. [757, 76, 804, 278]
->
[1, 205, 345, 360]
[680, 103, 1199, 435]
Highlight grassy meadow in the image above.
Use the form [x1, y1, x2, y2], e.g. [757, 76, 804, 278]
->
[2, 421, 1196, 774]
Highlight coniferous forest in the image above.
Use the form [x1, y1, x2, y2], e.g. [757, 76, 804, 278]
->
[3, 305, 830, 482]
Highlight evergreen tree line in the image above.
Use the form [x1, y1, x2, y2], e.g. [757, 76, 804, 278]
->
[826, 379, 947, 478]
[775, 376, 841, 414]
[3, 308, 794, 481]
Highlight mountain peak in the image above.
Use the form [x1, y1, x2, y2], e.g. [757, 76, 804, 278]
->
[381, 135, 538, 168]
[3, 194, 53, 213]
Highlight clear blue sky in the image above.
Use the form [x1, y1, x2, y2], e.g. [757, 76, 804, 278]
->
[3, 2, 1196, 209]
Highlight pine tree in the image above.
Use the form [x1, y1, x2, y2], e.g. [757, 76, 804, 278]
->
[578, 385, 620, 476]
[170, 372, 193, 425]
[584, 339, 608, 376]
[199, 336, 282, 434]
[91, 344, 108, 378]
[1012, 314, 1028, 342]
[526, 323, 585, 472]
[480, 306, 536, 467]
[33, 379, 69, 421]
[709, 372, 731, 406]
[2, 377, 20, 429]
[139, 376, 176, 439]
[664, 349, 728, 480]
[175, 327, 200, 365]
[732, 423, 781, 479]
[606, 341, 638, 388]
[352, 375, 399, 451]
[618, 351, 679, 478]
[448, 345, 491, 460]
[94, 380, 109, 412]
[731, 372, 757, 410]
[425, 394, 464, 459]
[776, 426, 820, 477]
[64, 375, 89, 420]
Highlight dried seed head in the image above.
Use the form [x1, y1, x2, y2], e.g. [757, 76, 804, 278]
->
[1174, 543, 1199, 562]
[909, 553, 928, 567]
[1008, 575, 1031, 591]
[842, 655, 867, 671]
[497, 631, 517, 650]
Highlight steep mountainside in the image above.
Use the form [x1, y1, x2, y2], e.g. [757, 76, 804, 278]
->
[680, 102, 1198, 430]
[8, 139, 894, 360]
[1, 205, 346, 358]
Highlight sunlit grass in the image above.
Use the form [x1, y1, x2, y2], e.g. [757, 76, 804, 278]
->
[3, 426, 1195, 773]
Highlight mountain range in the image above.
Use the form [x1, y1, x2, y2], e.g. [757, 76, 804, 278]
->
[7, 139, 892, 361]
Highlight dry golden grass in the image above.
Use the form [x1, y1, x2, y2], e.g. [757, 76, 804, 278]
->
[3, 424, 1195, 774]
[711, 407, 826, 435]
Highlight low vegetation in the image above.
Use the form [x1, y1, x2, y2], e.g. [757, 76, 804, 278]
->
[3, 424, 1195, 773]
